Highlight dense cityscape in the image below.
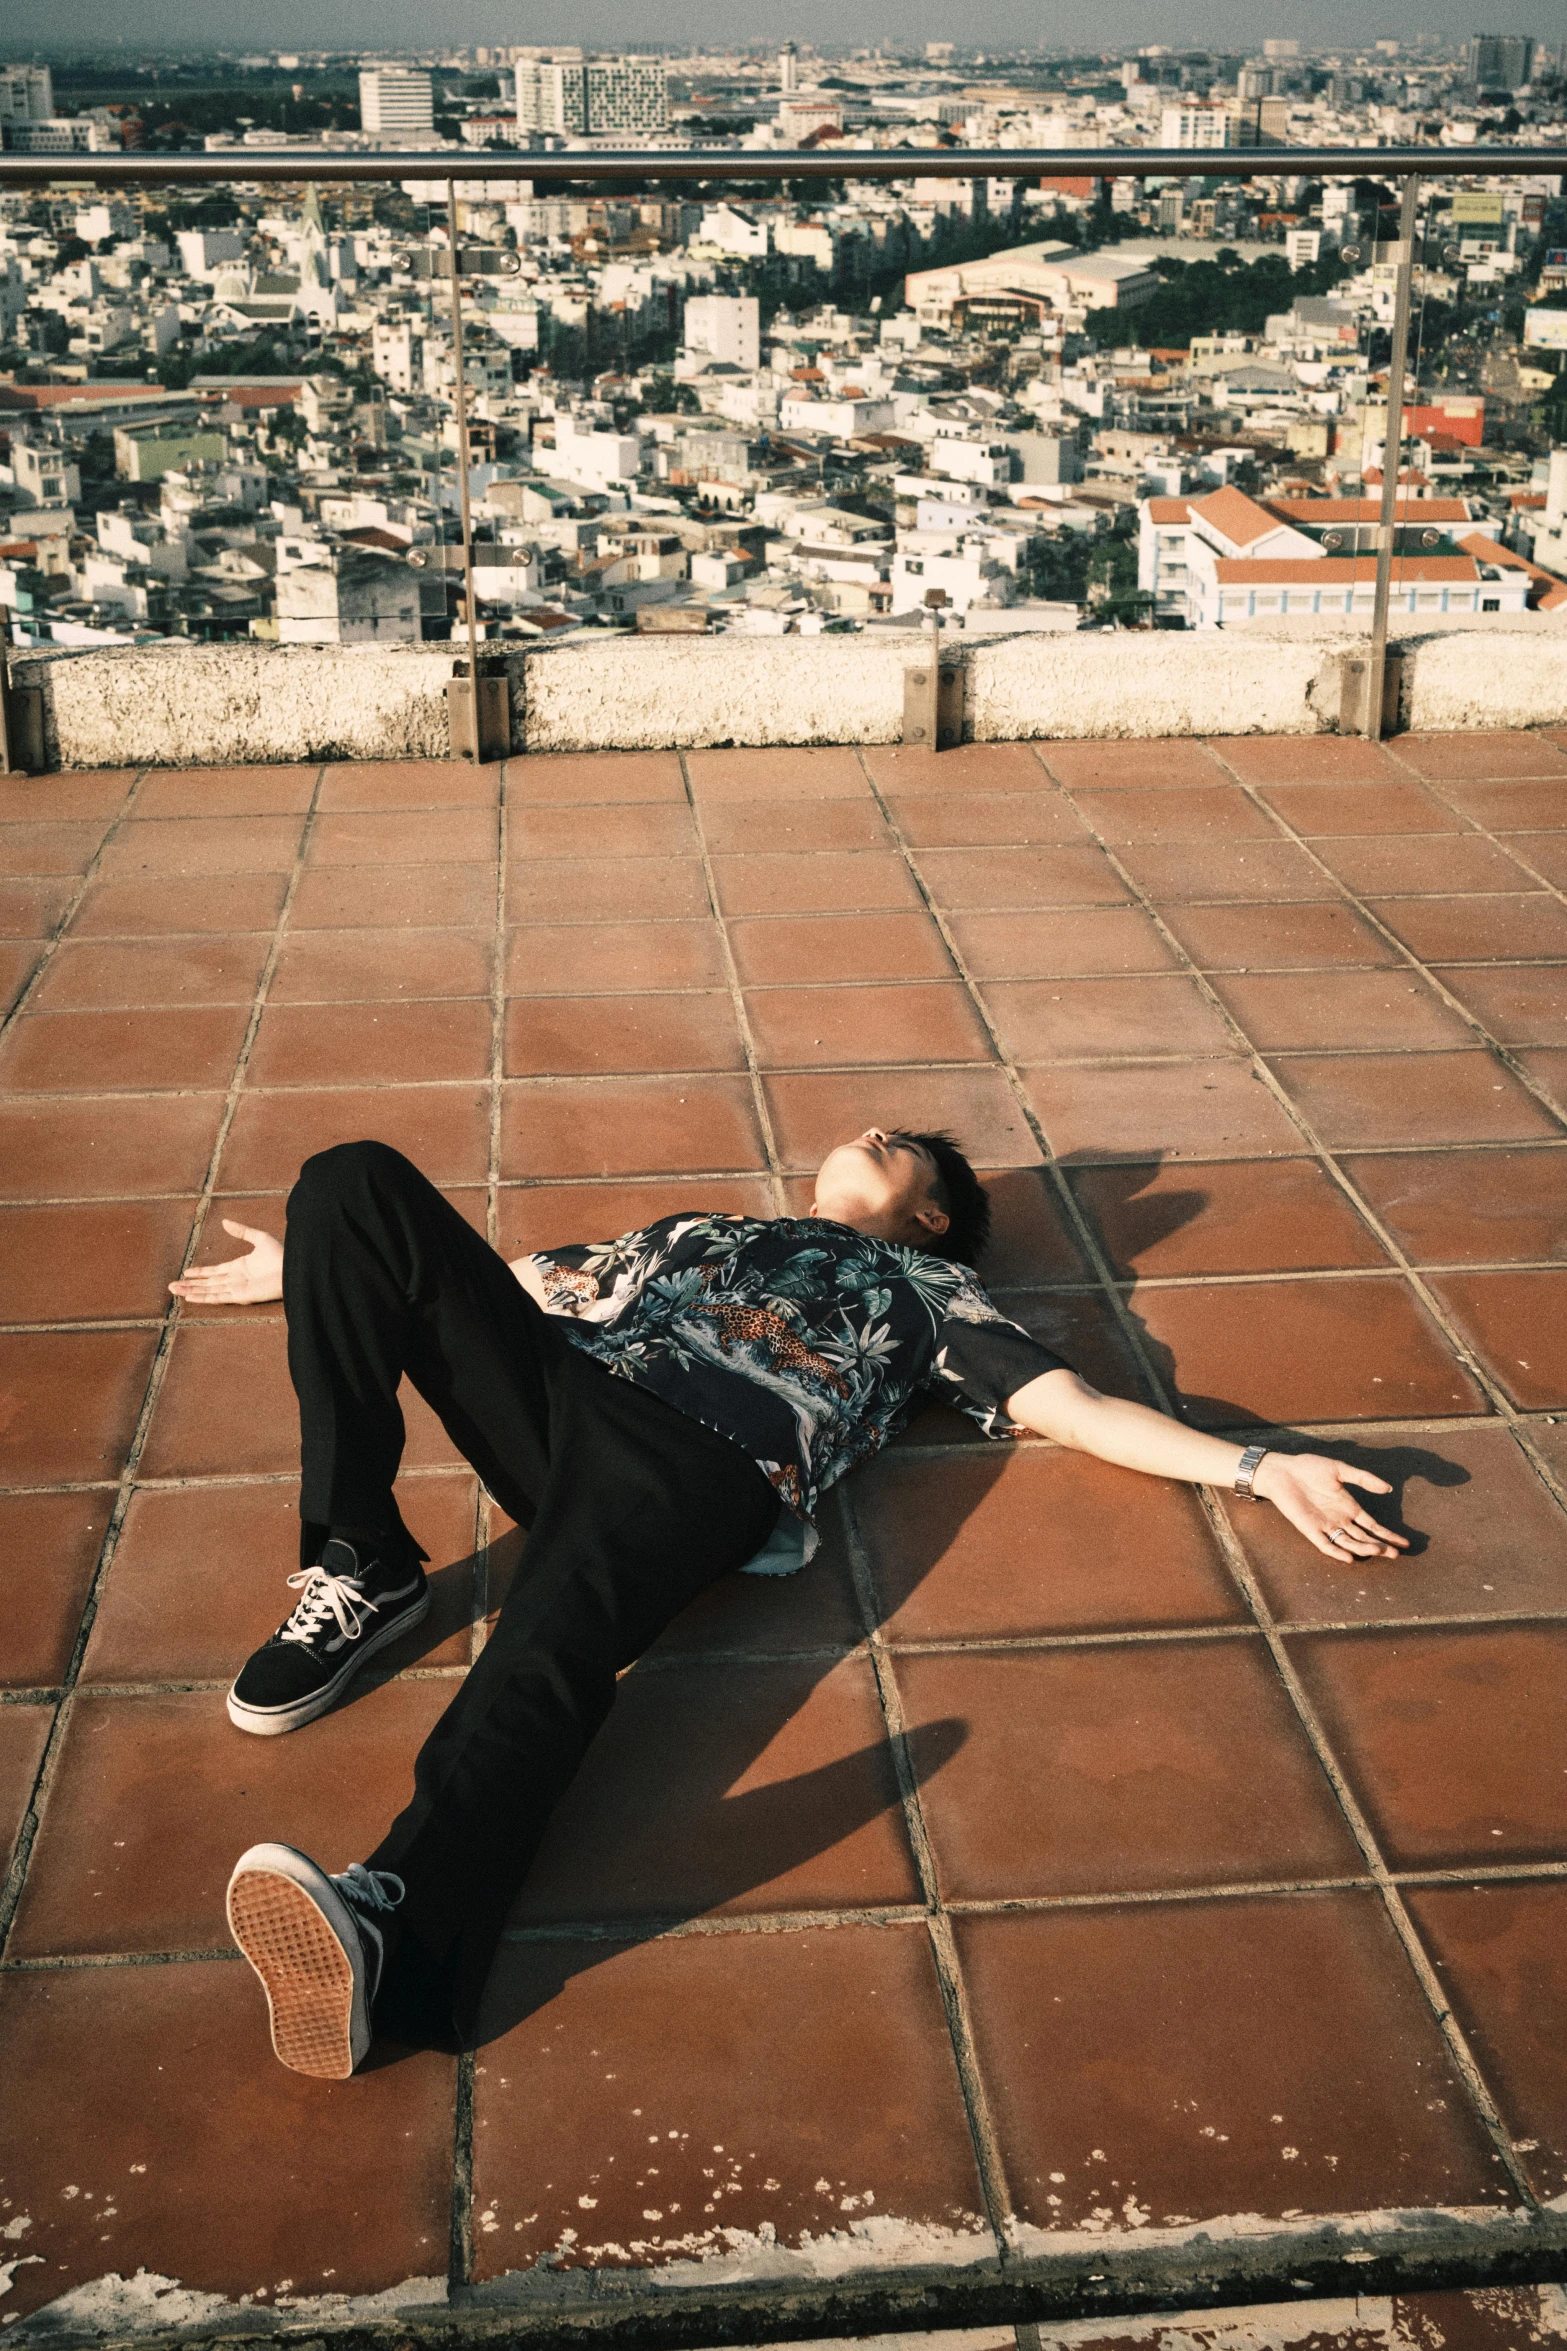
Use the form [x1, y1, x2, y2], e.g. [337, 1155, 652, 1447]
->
[2, 34, 1567, 649]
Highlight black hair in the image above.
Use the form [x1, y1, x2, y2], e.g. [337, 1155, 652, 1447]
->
[893, 1129, 991, 1266]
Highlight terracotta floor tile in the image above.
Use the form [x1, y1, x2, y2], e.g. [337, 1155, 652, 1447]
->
[745, 982, 993, 1069]
[0, 1328, 158, 1485]
[308, 807, 498, 867]
[1367, 894, 1567, 963]
[710, 851, 919, 918]
[1515, 1047, 1567, 1117]
[95, 814, 305, 880]
[1159, 899, 1398, 971]
[501, 1075, 765, 1179]
[0, 1961, 454, 2320]
[509, 749, 687, 802]
[0, 1702, 50, 1877]
[0, 877, 74, 936]
[1132, 1274, 1484, 1429]
[700, 798, 892, 853]
[1424, 1268, 1567, 1409]
[0, 936, 39, 1011]
[764, 1067, 1042, 1172]
[1001, 1288, 1147, 1403]
[1395, 732, 1567, 781]
[1447, 777, 1567, 828]
[1313, 833, 1534, 896]
[901, 1639, 1358, 1900]
[0, 1198, 196, 1321]
[0, 1092, 225, 1201]
[886, 791, 1089, 847]
[270, 927, 493, 1004]
[957, 1894, 1504, 2231]
[11, 1678, 455, 1958]
[1070, 786, 1282, 843]
[496, 1176, 775, 1255]
[140, 1318, 457, 1478]
[471, 1923, 986, 2274]
[1289, 1623, 1567, 1868]
[727, 911, 953, 985]
[217, 1083, 492, 1189]
[686, 745, 870, 800]
[1405, 1883, 1567, 2200]
[505, 992, 745, 1077]
[317, 756, 498, 809]
[69, 869, 289, 937]
[245, 997, 493, 1087]
[26, 933, 270, 1012]
[0, 770, 138, 821]
[1432, 962, 1567, 1046]
[913, 845, 1130, 910]
[1022, 1058, 1305, 1160]
[963, 1164, 1089, 1284]
[946, 908, 1179, 978]
[1113, 838, 1329, 901]
[132, 765, 319, 818]
[2, 1493, 110, 1688]
[82, 1476, 480, 1685]
[0, 1003, 251, 1094]
[509, 801, 698, 860]
[1040, 738, 1228, 789]
[0, 821, 109, 877]
[506, 919, 727, 995]
[290, 861, 496, 930]
[1208, 735, 1408, 785]
[510, 1655, 917, 1925]
[1237, 1424, 1567, 1627]
[509, 855, 708, 924]
[1211, 969, 1475, 1052]
[865, 738, 1053, 791]
[853, 1449, 1243, 1639]
[1259, 781, 1468, 836]
[1342, 1144, 1567, 1264]
[1500, 830, 1567, 889]
[982, 974, 1239, 1062]
[1268, 1051, 1560, 1149]
[1070, 1157, 1389, 1278]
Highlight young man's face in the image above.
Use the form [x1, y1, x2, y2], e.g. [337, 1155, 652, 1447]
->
[810, 1130, 950, 1249]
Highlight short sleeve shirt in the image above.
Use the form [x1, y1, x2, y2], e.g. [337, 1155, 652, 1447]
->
[527, 1212, 1071, 1568]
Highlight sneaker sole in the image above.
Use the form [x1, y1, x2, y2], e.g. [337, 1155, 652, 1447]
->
[226, 1589, 430, 1738]
[226, 1844, 370, 2080]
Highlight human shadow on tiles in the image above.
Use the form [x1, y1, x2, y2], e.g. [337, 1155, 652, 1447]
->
[1059, 1150, 1471, 1560]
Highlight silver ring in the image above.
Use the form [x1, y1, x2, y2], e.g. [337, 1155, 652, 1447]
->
[1329, 1527, 1354, 1543]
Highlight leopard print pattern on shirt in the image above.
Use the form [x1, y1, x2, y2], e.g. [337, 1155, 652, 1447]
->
[703, 1298, 853, 1400]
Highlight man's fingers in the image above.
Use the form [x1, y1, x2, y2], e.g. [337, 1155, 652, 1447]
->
[1339, 1466, 1394, 1494]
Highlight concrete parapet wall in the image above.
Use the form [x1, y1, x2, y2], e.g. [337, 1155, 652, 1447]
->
[11, 620, 1567, 769]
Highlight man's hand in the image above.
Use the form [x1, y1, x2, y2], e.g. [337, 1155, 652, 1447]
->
[1252, 1451, 1409, 1560]
[169, 1221, 284, 1307]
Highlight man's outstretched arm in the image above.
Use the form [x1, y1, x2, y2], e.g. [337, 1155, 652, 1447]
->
[1006, 1368, 1409, 1563]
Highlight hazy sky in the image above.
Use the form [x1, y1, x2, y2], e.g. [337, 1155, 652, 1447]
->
[3, 0, 1558, 56]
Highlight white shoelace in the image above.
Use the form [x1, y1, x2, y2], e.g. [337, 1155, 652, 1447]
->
[335, 1861, 405, 1915]
[278, 1565, 374, 1649]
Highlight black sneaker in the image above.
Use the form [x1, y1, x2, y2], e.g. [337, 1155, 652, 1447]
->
[227, 1536, 429, 1738]
[226, 1842, 405, 2078]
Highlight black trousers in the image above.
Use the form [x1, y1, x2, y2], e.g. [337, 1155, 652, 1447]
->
[282, 1141, 781, 2048]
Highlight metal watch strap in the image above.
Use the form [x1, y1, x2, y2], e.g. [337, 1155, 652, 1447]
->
[1234, 1443, 1269, 1501]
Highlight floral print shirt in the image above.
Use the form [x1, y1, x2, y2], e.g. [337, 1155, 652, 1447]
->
[528, 1212, 1071, 1572]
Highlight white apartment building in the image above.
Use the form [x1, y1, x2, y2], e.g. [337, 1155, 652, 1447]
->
[358, 68, 434, 142]
[515, 54, 667, 138]
[683, 294, 760, 373]
[0, 67, 53, 124]
[549, 415, 643, 494]
[1159, 103, 1234, 148]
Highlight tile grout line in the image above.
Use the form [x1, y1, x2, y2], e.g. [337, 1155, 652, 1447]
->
[832, 1481, 1018, 2265]
[1032, 740, 1544, 2207]
[0, 765, 330, 1960]
[0, 770, 150, 1050]
[678, 754, 787, 1214]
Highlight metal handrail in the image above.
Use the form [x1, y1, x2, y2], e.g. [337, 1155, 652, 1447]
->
[1, 143, 1565, 188]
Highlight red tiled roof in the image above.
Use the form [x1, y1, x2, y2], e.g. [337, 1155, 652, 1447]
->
[1460, 533, 1567, 608]
[1190, 486, 1287, 548]
[1147, 498, 1193, 524]
[1214, 556, 1481, 582]
[1263, 497, 1471, 525]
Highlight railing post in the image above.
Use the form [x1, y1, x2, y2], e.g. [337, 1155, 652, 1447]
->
[445, 177, 487, 761]
[1365, 173, 1420, 743]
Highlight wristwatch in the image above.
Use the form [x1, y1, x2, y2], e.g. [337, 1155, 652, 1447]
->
[1234, 1443, 1270, 1501]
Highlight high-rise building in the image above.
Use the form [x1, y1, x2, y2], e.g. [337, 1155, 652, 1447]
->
[515, 52, 666, 138]
[1160, 102, 1233, 148]
[779, 41, 799, 93]
[1467, 32, 1535, 84]
[684, 293, 760, 371]
[0, 66, 54, 123]
[358, 67, 435, 141]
